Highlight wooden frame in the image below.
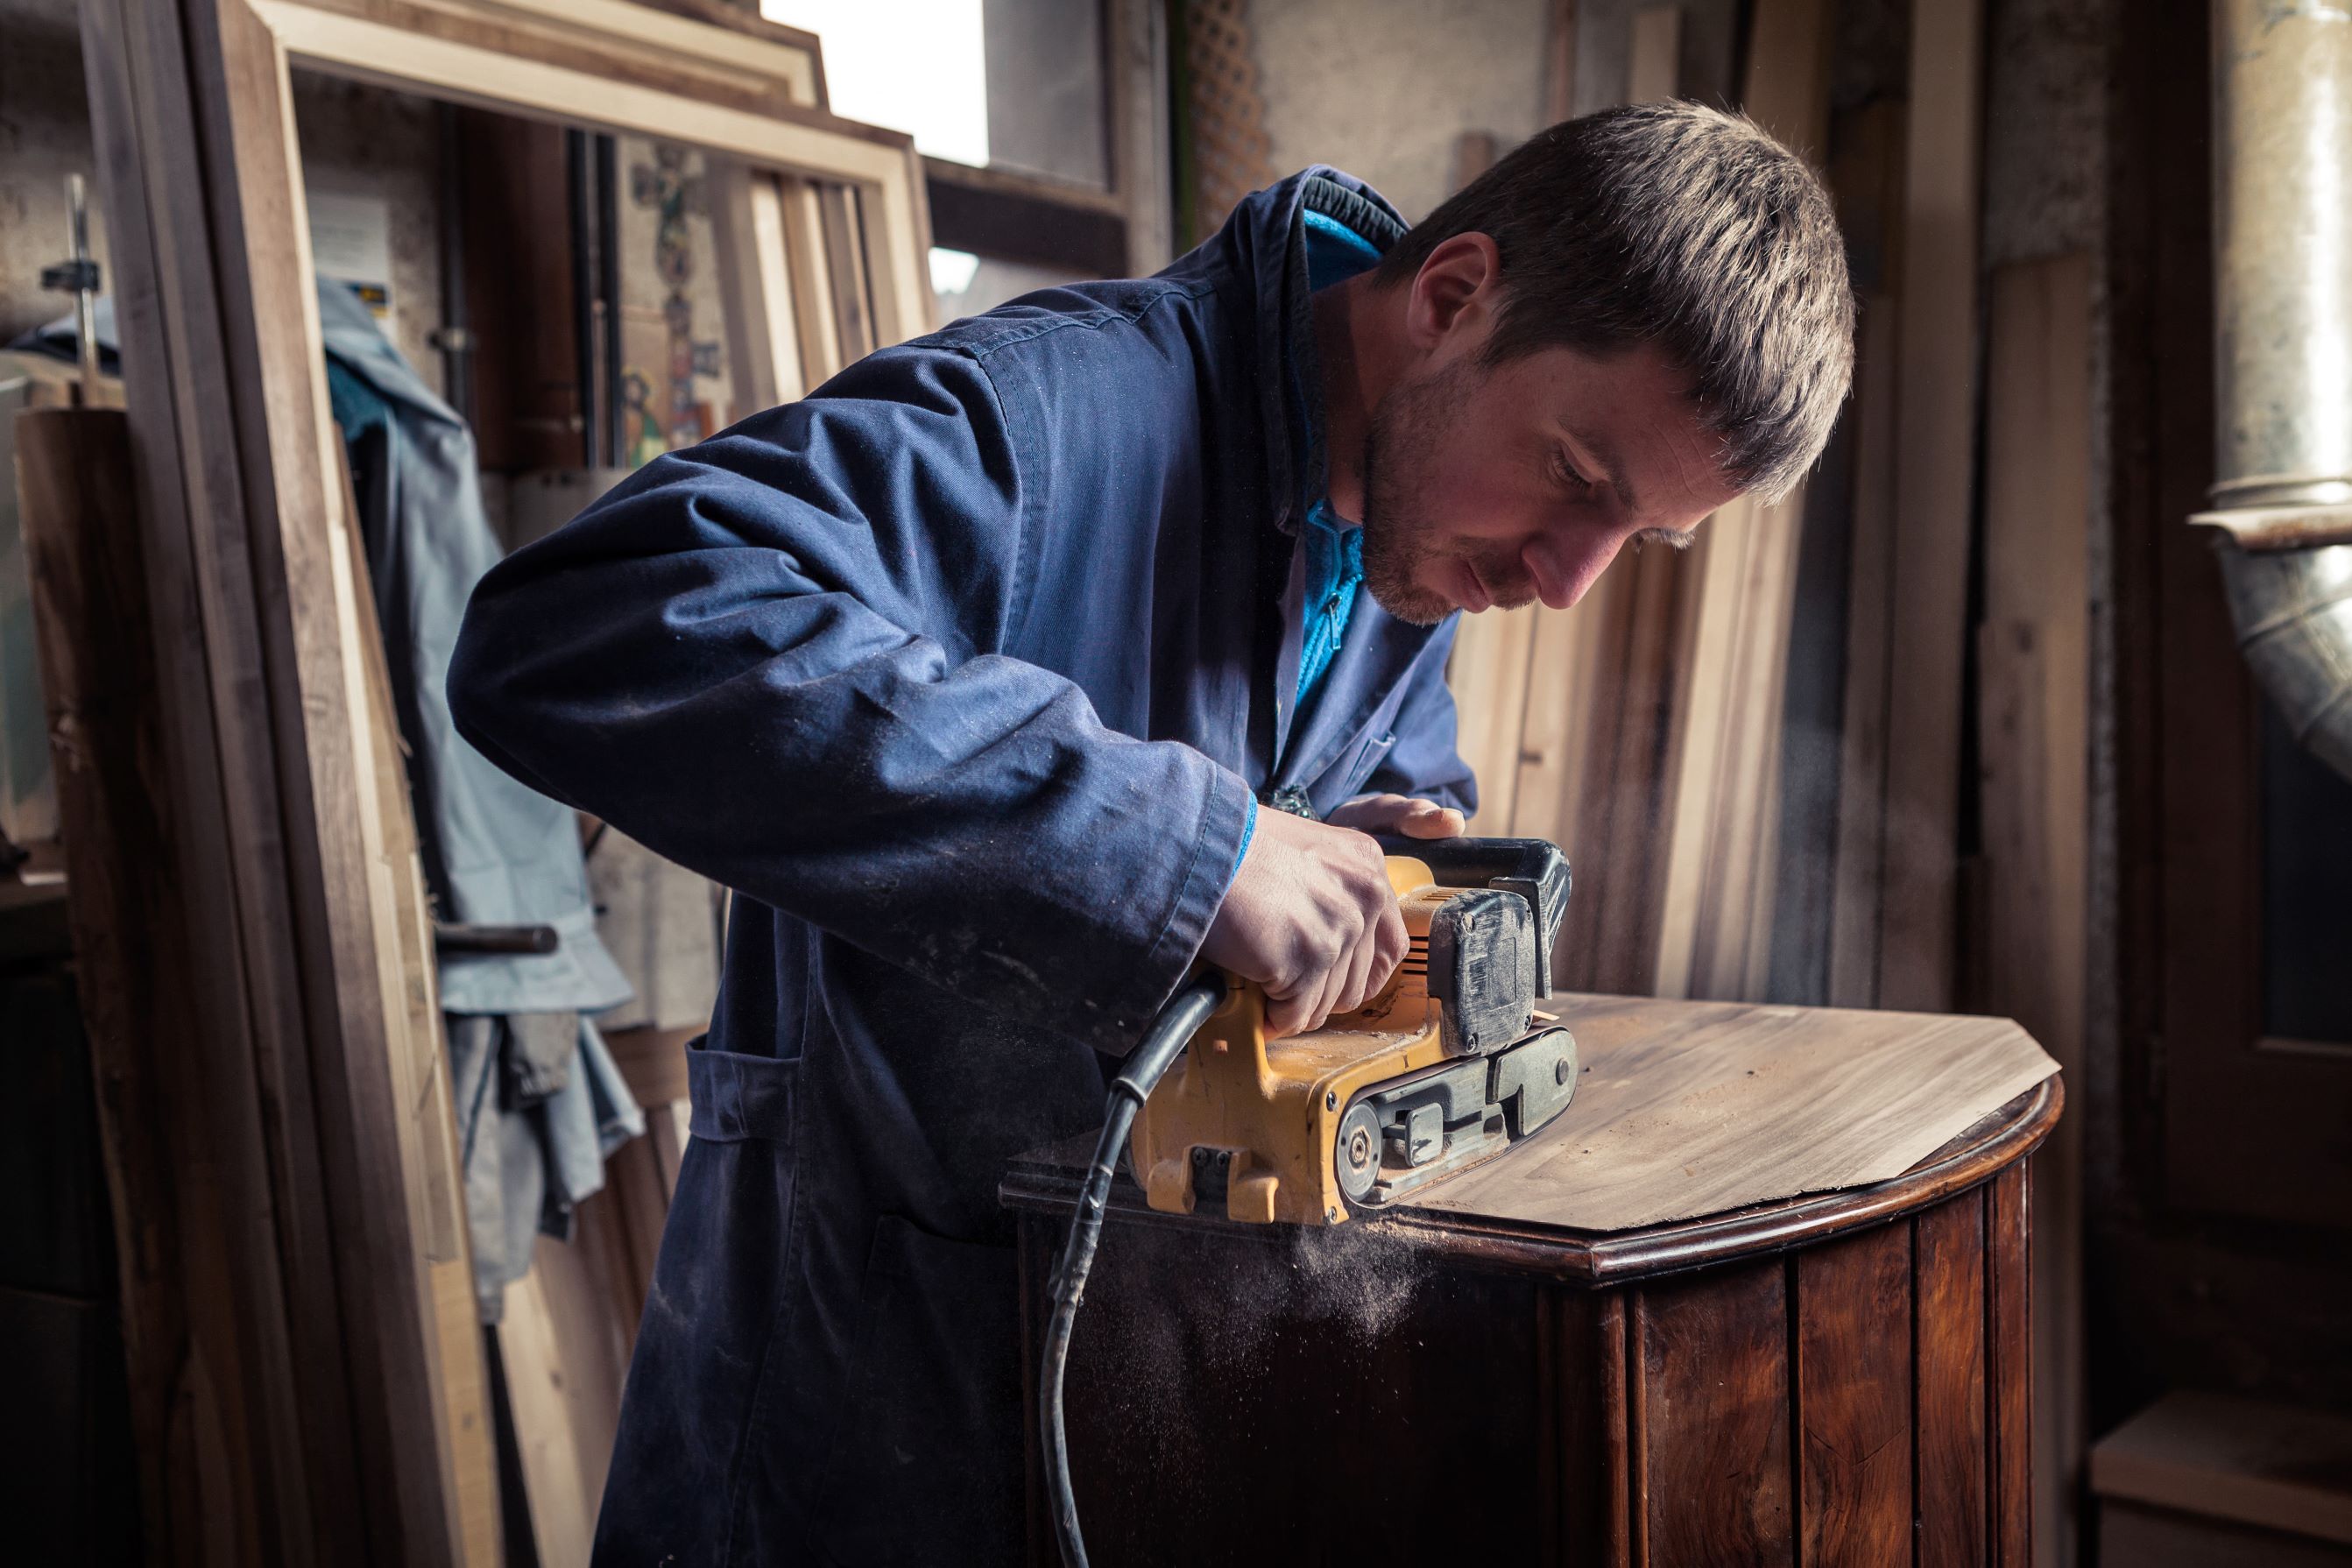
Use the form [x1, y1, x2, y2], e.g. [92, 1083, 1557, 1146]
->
[258, 0, 932, 346]
[73, 0, 929, 1559]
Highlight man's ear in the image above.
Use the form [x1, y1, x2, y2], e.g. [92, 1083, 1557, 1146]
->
[1404, 232, 1502, 352]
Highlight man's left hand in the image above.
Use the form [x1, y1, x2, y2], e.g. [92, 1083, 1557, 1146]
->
[1323, 794, 1466, 840]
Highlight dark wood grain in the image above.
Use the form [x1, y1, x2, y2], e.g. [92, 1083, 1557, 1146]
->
[1915, 1193, 1988, 1568]
[15, 409, 194, 1565]
[1795, 1223, 1914, 1564]
[1639, 1259, 1795, 1565]
[1988, 1166, 2032, 1564]
[1547, 1288, 1635, 1565]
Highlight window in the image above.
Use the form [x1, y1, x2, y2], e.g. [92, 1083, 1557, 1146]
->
[761, 0, 1163, 316]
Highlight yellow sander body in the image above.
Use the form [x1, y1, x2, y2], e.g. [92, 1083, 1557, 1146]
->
[1130, 838, 1577, 1226]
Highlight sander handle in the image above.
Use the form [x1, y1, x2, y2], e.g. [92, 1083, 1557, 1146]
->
[1372, 835, 1572, 996]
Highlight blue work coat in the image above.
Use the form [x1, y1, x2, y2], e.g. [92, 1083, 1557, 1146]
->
[449, 167, 1475, 1565]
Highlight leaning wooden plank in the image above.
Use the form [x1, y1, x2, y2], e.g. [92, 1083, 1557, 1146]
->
[336, 443, 502, 1564]
[81, 0, 377, 1555]
[16, 407, 219, 1564]
[1827, 301, 1903, 1006]
[1574, 542, 1686, 994]
[778, 173, 847, 385]
[1824, 97, 1911, 1008]
[1976, 251, 2093, 1568]
[497, 1237, 630, 1568]
[1875, 0, 1988, 1010]
[1628, 6, 1682, 104]
[179, 2, 479, 1556]
[706, 160, 809, 417]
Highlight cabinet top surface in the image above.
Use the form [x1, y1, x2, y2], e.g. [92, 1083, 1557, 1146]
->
[1003, 993, 2060, 1284]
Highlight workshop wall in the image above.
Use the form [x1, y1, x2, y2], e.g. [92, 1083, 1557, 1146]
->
[1249, 0, 1550, 223]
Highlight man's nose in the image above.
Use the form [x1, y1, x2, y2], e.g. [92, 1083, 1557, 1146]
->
[1522, 532, 1623, 611]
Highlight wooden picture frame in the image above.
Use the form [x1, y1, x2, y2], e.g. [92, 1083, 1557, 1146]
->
[73, 0, 930, 1560]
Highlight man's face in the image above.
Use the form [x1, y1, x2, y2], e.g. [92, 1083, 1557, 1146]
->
[1358, 337, 1747, 626]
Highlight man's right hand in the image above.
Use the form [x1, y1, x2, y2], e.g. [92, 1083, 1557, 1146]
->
[1197, 808, 1408, 1037]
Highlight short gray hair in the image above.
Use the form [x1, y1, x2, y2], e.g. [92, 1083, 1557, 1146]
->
[1379, 102, 1855, 502]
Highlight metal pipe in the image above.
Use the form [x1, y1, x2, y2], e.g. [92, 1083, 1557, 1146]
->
[66, 174, 100, 395]
[2202, 0, 2352, 782]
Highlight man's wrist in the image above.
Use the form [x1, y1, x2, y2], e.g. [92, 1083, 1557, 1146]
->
[1225, 794, 1259, 888]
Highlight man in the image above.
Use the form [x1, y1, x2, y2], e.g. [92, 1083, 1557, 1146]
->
[450, 101, 1852, 1564]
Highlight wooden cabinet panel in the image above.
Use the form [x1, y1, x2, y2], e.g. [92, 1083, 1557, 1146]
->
[1916, 1193, 1989, 1568]
[1797, 1223, 1915, 1565]
[1635, 1260, 1795, 1566]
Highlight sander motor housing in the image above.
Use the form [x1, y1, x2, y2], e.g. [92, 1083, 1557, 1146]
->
[1130, 837, 1575, 1226]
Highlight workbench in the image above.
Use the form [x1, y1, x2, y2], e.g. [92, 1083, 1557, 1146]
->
[1001, 992, 2061, 1566]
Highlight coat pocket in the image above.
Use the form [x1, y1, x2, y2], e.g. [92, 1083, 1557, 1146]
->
[811, 1215, 1024, 1565]
[685, 1035, 800, 1143]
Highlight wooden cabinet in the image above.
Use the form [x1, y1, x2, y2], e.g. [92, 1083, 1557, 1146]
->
[1004, 1056, 2056, 1565]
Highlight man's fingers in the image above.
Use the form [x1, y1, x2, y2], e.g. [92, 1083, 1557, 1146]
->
[1263, 985, 1310, 1039]
[1392, 800, 1466, 839]
[1330, 923, 1381, 1018]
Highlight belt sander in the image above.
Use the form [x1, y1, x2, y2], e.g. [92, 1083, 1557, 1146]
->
[1040, 835, 1576, 1568]
[1131, 835, 1577, 1225]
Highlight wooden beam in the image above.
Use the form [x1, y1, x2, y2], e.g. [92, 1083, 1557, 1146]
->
[707, 159, 809, 417]
[16, 407, 215, 1564]
[1874, 0, 1987, 1010]
[1977, 251, 2093, 1568]
[923, 156, 1130, 279]
[1827, 296, 1904, 1005]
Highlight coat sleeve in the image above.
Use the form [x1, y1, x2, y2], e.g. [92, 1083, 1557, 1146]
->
[447, 345, 1252, 1053]
[1360, 614, 1479, 818]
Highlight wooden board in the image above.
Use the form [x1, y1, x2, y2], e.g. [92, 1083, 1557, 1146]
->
[335, 444, 500, 1564]
[1635, 1258, 1794, 1564]
[1915, 1195, 1988, 1568]
[1416, 992, 2057, 1231]
[14, 408, 205, 1563]
[1795, 1223, 1914, 1564]
[1870, 0, 1987, 1011]
[2090, 1392, 2352, 1548]
[497, 1234, 631, 1568]
[1977, 251, 2093, 1568]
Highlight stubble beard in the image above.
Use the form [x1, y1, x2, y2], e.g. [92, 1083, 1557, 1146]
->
[1358, 358, 1534, 626]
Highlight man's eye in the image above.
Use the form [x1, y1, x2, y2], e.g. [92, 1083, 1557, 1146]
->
[1551, 449, 1592, 492]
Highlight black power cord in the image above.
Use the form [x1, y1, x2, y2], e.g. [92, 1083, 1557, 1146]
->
[1042, 969, 1226, 1568]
